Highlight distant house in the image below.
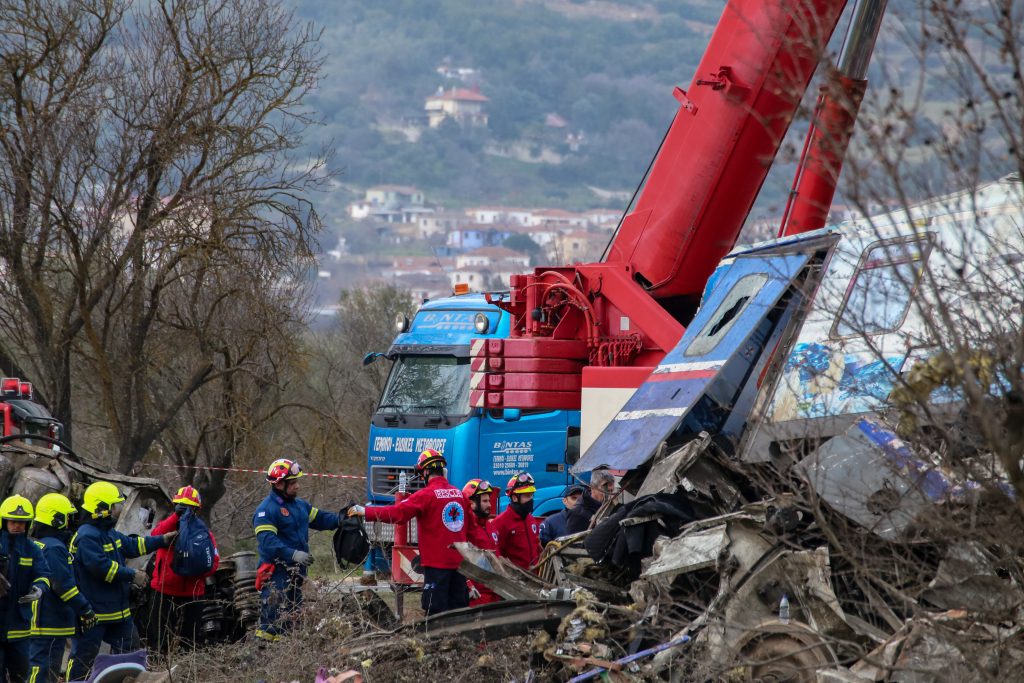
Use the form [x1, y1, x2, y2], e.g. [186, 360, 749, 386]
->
[388, 256, 454, 278]
[393, 271, 452, 301]
[582, 209, 622, 228]
[455, 246, 530, 270]
[418, 211, 469, 239]
[445, 225, 514, 252]
[530, 208, 589, 230]
[425, 87, 489, 128]
[550, 231, 609, 263]
[348, 185, 429, 223]
[465, 206, 534, 226]
[449, 246, 530, 292]
[436, 63, 478, 82]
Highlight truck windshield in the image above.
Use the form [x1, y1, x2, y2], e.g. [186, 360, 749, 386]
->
[378, 355, 471, 416]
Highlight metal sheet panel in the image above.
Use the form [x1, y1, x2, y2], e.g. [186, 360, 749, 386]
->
[574, 252, 811, 472]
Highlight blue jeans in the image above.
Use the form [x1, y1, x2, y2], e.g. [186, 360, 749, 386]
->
[256, 571, 303, 641]
[28, 637, 64, 683]
[67, 620, 139, 681]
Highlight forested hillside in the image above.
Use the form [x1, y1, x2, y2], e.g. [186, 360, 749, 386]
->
[294, 0, 725, 210]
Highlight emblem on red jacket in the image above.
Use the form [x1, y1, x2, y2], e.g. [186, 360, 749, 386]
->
[442, 501, 465, 533]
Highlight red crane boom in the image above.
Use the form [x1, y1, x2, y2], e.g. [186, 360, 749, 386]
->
[475, 0, 862, 412]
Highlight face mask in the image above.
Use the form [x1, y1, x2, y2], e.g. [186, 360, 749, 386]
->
[510, 499, 534, 518]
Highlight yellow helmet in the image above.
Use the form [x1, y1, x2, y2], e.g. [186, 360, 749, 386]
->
[0, 495, 34, 521]
[35, 493, 77, 529]
[81, 481, 125, 517]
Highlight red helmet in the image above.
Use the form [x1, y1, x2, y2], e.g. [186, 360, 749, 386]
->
[266, 458, 304, 484]
[505, 471, 536, 496]
[414, 448, 446, 474]
[461, 478, 493, 499]
[172, 485, 202, 508]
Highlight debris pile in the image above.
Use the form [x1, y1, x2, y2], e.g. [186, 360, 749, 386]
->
[434, 419, 1024, 682]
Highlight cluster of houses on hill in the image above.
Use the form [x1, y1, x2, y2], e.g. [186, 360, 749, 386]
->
[340, 184, 621, 300]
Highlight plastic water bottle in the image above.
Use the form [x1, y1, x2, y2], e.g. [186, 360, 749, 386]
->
[779, 593, 790, 624]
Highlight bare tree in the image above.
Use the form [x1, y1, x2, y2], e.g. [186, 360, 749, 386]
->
[0, 0, 328, 467]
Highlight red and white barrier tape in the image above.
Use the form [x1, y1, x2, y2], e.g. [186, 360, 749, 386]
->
[139, 461, 367, 480]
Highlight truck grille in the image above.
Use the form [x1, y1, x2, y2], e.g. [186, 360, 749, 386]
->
[370, 466, 425, 497]
[365, 517, 418, 545]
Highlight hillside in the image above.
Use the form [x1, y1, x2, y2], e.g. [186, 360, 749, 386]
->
[294, 0, 723, 215]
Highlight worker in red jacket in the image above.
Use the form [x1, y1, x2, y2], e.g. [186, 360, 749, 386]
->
[349, 449, 469, 615]
[492, 472, 541, 571]
[461, 478, 500, 606]
[144, 486, 220, 652]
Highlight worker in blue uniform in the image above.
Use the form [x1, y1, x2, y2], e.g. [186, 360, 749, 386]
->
[252, 458, 340, 642]
[66, 482, 176, 680]
[0, 495, 50, 683]
[28, 493, 97, 683]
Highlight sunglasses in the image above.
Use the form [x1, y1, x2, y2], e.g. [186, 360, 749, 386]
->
[469, 480, 493, 495]
[514, 473, 534, 484]
[288, 462, 302, 476]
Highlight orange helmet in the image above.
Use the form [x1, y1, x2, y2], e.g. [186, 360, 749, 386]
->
[461, 478, 493, 500]
[505, 471, 536, 496]
[266, 458, 304, 484]
[172, 485, 202, 508]
[414, 448, 446, 474]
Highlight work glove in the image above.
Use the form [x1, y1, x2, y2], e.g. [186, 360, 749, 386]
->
[291, 550, 314, 567]
[162, 530, 179, 547]
[17, 585, 43, 604]
[347, 505, 366, 517]
[132, 570, 150, 589]
[468, 584, 481, 601]
[80, 609, 98, 631]
[0, 573, 10, 599]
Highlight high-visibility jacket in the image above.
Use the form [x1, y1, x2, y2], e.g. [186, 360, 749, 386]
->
[0, 531, 50, 641]
[31, 533, 93, 637]
[253, 492, 340, 579]
[150, 512, 220, 598]
[364, 476, 467, 569]
[70, 520, 164, 624]
[492, 507, 541, 571]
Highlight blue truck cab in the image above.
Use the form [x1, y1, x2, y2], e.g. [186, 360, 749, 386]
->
[366, 292, 581, 521]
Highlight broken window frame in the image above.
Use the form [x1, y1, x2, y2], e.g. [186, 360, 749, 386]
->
[684, 272, 769, 357]
[830, 234, 934, 340]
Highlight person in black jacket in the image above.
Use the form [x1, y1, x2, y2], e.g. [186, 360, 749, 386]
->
[538, 486, 583, 545]
[565, 469, 616, 534]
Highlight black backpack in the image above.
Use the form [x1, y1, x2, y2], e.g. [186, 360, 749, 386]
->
[333, 514, 370, 567]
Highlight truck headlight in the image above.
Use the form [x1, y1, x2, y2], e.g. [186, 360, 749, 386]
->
[395, 313, 410, 333]
[474, 312, 489, 334]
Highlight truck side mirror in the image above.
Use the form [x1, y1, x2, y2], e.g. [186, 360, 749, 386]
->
[362, 352, 387, 366]
[502, 408, 521, 422]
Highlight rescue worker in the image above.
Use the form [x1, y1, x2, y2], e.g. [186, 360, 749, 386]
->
[539, 485, 584, 545]
[349, 449, 469, 615]
[461, 478, 499, 606]
[67, 481, 176, 681]
[144, 485, 220, 652]
[492, 472, 541, 571]
[0, 495, 49, 683]
[252, 458, 341, 643]
[28, 493, 96, 683]
[565, 468, 616, 534]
